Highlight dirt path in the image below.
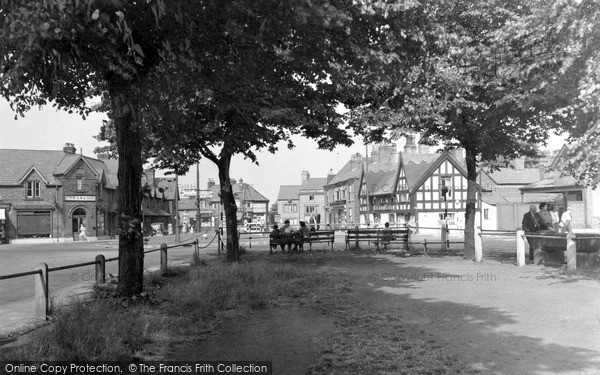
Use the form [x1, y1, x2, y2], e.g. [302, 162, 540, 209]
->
[168, 253, 600, 375]
[168, 306, 334, 374]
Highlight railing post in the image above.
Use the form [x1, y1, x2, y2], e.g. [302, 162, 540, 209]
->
[516, 230, 526, 267]
[566, 232, 577, 271]
[192, 239, 200, 266]
[217, 228, 222, 258]
[474, 227, 483, 262]
[160, 244, 168, 276]
[441, 222, 448, 251]
[34, 262, 49, 321]
[95, 255, 106, 285]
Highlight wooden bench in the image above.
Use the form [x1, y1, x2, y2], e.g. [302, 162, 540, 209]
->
[269, 230, 335, 252]
[345, 227, 410, 252]
[524, 232, 600, 267]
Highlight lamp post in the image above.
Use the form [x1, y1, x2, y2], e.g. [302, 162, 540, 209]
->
[440, 185, 449, 219]
[440, 185, 449, 251]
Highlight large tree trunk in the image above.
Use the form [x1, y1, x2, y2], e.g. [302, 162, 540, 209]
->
[112, 91, 145, 296]
[463, 146, 480, 261]
[216, 152, 240, 261]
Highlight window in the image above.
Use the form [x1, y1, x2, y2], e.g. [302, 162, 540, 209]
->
[309, 195, 314, 200]
[305, 206, 316, 214]
[284, 204, 297, 213]
[77, 178, 84, 191]
[484, 208, 489, 220]
[398, 193, 409, 202]
[27, 181, 40, 198]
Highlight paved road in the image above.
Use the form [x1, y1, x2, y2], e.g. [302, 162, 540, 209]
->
[0, 235, 220, 335]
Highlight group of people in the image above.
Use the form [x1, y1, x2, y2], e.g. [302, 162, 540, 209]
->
[269, 219, 314, 254]
[522, 203, 573, 234]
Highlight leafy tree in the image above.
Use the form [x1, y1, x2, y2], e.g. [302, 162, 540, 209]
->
[0, 0, 174, 295]
[534, 1, 600, 187]
[350, 0, 584, 261]
[98, 0, 436, 260]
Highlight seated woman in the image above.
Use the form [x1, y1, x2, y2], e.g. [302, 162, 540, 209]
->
[380, 222, 394, 251]
[269, 224, 282, 254]
[295, 221, 311, 252]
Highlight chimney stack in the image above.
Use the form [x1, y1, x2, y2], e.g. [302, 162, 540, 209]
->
[404, 135, 417, 154]
[63, 143, 76, 154]
[207, 178, 215, 189]
[301, 170, 310, 184]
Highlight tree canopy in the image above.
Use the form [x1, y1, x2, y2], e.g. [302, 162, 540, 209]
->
[96, 0, 439, 260]
[349, 0, 590, 260]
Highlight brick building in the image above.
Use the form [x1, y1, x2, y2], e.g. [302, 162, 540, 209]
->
[0, 144, 119, 243]
[0, 144, 178, 243]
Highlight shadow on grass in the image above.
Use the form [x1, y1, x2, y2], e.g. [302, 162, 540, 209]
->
[344, 257, 600, 374]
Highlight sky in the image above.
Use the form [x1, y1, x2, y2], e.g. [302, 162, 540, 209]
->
[0, 99, 568, 203]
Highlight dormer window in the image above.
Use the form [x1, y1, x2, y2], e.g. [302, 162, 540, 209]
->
[27, 181, 40, 198]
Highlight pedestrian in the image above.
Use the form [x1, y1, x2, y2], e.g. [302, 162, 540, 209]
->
[521, 204, 539, 261]
[536, 202, 553, 231]
[521, 204, 539, 233]
[79, 223, 88, 241]
[549, 204, 560, 233]
[560, 207, 573, 234]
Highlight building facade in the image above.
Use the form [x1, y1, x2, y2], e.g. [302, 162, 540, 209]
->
[0, 145, 180, 243]
[180, 178, 269, 231]
[0, 144, 119, 243]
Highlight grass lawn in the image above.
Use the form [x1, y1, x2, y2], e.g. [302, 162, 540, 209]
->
[0, 250, 475, 374]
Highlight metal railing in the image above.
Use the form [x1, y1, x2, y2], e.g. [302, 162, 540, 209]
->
[0, 233, 219, 326]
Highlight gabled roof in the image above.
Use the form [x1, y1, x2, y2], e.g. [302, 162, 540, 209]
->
[207, 182, 269, 203]
[405, 152, 468, 194]
[401, 153, 441, 193]
[326, 159, 363, 186]
[277, 185, 301, 201]
[0, 149, 68, 185]
[549, 144, 572, 169]
[520, 176, 581, 193]
[482, 168, 542, 185]
[363, 170, 392, 196]
[17, 166, 49, 185]
[234, 182, 268, 202]
[300, 177, 327, 192]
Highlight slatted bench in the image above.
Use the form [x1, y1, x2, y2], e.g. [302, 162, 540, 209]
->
[345, 227, 410, 252]
[269, 230, 335, 252]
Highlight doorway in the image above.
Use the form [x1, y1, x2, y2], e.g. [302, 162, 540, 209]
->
[72, 208, 87, 241]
